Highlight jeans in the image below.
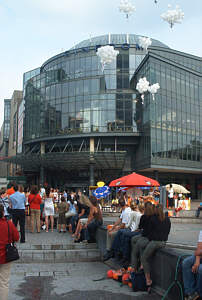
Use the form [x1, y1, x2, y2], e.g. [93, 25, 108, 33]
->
[111, 229, 141, 259]
[182, 255, 202, 296]
[121, 230, 141, 259]
[70, 215, 79, 233]
[84, 219, 103, 241]
[195, 207, 202, 218]
[12, 209, 25, 242]
[111, 229, 126, 253]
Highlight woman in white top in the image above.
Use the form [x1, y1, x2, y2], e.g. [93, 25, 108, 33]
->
[44, 187, 55, 232]
[109, 202, 144, 265]
[168, 184, 174, 209]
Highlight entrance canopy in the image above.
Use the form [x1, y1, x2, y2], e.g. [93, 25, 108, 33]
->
[4, 151, 127, 171]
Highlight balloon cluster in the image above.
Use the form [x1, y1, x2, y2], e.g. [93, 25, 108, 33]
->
[148, 83, 160, 100]
[138, 37, 152, 51]
[136, 77, 160, 103]
[119, 0, 136, 19]
[97, 45, 119, 71]
[161, 5, 184, 28]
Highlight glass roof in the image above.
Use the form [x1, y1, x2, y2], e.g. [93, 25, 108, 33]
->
[72, 34, 169, 50]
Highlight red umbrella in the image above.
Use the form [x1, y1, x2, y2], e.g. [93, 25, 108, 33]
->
[109, 172, 160, 187]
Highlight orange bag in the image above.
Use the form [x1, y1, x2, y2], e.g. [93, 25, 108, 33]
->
[107, 224, 113, 230]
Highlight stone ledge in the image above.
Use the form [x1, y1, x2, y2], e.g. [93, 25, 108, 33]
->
[95, 227, 197, 300]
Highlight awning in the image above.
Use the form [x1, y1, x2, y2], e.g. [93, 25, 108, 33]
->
[3, 151, 127, 171]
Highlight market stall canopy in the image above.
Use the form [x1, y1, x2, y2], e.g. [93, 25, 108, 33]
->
[109, 172, 160, 187]
[166, 184, 190, 194]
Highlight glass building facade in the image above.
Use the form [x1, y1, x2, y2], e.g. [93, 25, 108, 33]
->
[23, 34, 168, 140]
[132, 49, 202, 171]
[3, 99, 11, 141]
[13, 34, 202, 195]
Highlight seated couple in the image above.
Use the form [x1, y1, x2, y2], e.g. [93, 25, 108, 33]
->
[104, 202, 171, 294]
[73, 195, 103, 243]
[103, 199, 144, 265]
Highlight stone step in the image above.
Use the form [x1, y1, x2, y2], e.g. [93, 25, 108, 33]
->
[17, 242, 98, 251]
[18, 248, 101, 263]
[178, 209, 201, 217]
[170, 216, 202, 223]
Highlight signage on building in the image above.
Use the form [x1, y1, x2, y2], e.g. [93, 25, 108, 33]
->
[65, 43, 144, 57]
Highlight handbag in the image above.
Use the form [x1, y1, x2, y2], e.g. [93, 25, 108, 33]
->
[5, 221, 19, 262]
[130, 269, 147, 292]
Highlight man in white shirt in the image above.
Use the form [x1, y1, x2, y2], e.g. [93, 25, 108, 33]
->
[103, 198, 131, 261]
[182, 231, 202, 300]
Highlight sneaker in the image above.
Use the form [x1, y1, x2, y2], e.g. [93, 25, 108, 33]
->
[187, 292, 199, 300]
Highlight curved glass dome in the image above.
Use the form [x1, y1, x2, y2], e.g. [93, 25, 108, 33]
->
[25, 34, 170, 141]
[72, 34, 169, 50]
[42, 34, 169, 68]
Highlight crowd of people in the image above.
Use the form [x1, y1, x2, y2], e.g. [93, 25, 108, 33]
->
[0, 182, 103, 244]
[0, 181, 201, 300]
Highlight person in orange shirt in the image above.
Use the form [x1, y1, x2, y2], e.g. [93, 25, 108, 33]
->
[6, 182, 15, 197]
[28, 185, 42, 233]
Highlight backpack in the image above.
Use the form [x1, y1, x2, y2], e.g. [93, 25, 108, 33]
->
[130, 269, 147, 292]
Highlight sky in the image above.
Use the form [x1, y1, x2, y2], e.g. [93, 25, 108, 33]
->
[0, 0, 202, 127]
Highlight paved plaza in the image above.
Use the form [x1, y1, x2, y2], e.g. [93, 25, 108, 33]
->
[9, 262, 161, 300]
[7, 218, 201, 300]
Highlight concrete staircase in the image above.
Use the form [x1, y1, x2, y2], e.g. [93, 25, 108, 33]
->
[17, 231, 101, 263]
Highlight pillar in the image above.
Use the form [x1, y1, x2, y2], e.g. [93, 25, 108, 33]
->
[40, 142, 45, 185]
[40, 166, 44, 185]
[154, 170, 159, 181]
[89, 138, 95, 186]
[89, 163, 95, 187]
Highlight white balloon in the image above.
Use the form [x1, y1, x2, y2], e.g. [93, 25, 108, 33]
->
[97, 45, 119, 71]
[148, 83, 160, 100]
[139, 37, 152, 51]
[119, 0, 136, 19]
[136, 77, 150, 94]
[161, 5, 184, 28]
[148, 83, 160, 94]
[136, 78, 160, 101]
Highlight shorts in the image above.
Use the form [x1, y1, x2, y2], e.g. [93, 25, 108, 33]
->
[58, 213, 66, 224]
[44, 205, 54, 216]
[80, 218, 88, 225]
